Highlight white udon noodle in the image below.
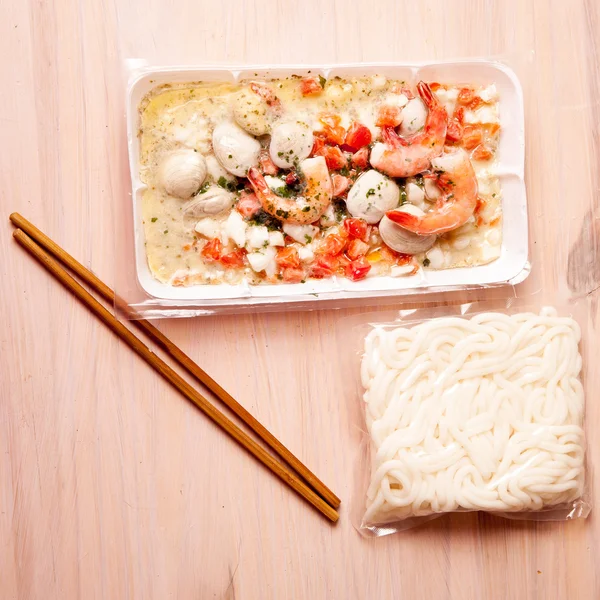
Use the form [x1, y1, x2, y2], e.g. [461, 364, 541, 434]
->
[360, 307, 585, 525]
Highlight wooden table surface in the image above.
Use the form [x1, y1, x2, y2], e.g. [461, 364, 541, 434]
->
[2, 1, 600, 598]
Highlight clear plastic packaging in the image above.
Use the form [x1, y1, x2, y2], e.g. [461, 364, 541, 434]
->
[342, 299, 592, 536]
[114, 58, 533, 318]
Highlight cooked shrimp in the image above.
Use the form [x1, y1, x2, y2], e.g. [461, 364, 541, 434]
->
[386, 148, 478, 235]
[370, 81, 448, 178]
[247, 156, 333, 224]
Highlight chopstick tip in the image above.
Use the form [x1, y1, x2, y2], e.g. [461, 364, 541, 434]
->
[9, 212, 21, 225]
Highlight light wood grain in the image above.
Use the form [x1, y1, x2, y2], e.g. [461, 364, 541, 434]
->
[1, 0, 599, 598]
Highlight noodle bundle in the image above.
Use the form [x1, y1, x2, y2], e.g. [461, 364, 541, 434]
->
[361, 307, 585, 525]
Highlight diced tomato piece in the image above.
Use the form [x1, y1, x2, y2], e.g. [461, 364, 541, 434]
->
[381, 245, 412, 264]
[309, 254, 338, 279]
[335, 254, 351, 274]
[462, 125, 483, 150]
[236, 191, 262, 218]
[323, 125, 346, 146]
[429, 82, 442, 92]
[458, 87, 476, 105]
[469, 96, 484, 110]
[351, 147, 370, 169]
[200, 238, 223, 261]
[319, 113, 341, 129]
[446, 118, 464, 143]
[310, 135, 326, 157]
[317, 145, 348, 170]
[346, 239, 370, 260]
[474, 197, 487, 226]
[343, 121, 372, 151]
[285, 171, 298, 185]
[276, 246, 301, 269]
[300, 76, 324, 96]
[220, 249, 246, 268]
[318, 113, 346, 145]
[454, 106, 465, 124]
[343, 218, 370, 242]
[376, 105, 403, 128]
[332, 174, 350, 197]
[282, 267, 305, 283]
[471, 144, 494, 161]
[345, 257, 371, 281]
[485, 122, 500, 136]
[259, 149, 278, 175]
[319, 234, 346, 256]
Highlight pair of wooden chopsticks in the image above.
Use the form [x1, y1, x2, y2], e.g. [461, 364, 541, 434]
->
[10, 213, 340, 522]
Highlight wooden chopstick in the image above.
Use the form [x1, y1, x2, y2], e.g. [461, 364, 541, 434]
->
[9, 212, 341, 510]
[12, 227, 339, 522]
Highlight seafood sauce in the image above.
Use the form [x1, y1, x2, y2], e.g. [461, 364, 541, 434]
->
[137, 75, 502, 286]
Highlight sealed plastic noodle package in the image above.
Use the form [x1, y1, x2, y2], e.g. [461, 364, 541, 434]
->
[352, 304, 590, 536]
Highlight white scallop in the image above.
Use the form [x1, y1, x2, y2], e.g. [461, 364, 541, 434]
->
[246, 225, 270, 249]
[424, 177, 442, 200]
[425, 246, 445, 269]
[159, 149, 207, 199]
[282, 223, 319, 244]
[221, 210, 247, 247]
[399, 98, 427, 136]
[269, 122, 314, 169]
[346, 170, 400, 224]
[194, 218, 221, 239]
[406, 181, 427, 211]
[212, 121, 261, 177]
[452, 235, 471, 251]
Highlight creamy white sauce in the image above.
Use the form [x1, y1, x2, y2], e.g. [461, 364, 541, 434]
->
[138, 77, 502, 285]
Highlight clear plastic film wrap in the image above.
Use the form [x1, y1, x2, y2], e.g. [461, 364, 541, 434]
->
[113, 55, 536, 318]
[342, 300, 592, 536]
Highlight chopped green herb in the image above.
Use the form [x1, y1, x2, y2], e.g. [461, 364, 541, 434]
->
[318, 74, 326, 88]
[217, 176, 237, 192]
[151, 217, 158, 223]
[249, 209, 283, 231]
[423, 258, 430, 267]
[302, 206, 310, 212]
[194, 181, 210, 196]
[163, 229, 168, 235]
[304, 235, 313, 243]
[366, 188, 376, 197]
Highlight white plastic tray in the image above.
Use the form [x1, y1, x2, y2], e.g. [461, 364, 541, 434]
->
[127, 62, 528, 304]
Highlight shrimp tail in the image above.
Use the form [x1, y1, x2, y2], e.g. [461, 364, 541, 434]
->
[386, 210, 421, 230]
[381, 126, 407, 148]
[247, 167, 270, 199]
[417, 81, 437, 108]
